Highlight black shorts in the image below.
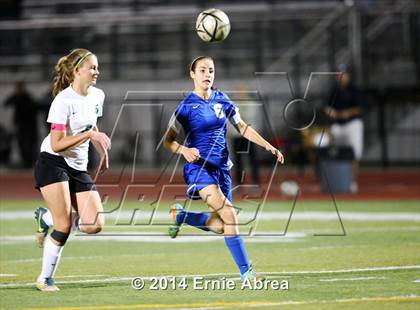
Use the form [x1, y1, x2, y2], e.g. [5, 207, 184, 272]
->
[34, 152, 97, 193]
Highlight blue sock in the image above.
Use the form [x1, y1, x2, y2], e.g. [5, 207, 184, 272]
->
[176, 212, 210, 231]
[224, 236, 250, 275]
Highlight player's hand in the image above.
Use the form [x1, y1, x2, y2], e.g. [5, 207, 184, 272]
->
[339, 110, 350, 119]
[182, 147, 200, 163]
[93, 150, 109, 180]
[94, 151, 109, 182]
[325, 107, 339, 119]
[98, 151, 109, 174]
[90, 131, 111, 151]
[265, 144, 284, 164]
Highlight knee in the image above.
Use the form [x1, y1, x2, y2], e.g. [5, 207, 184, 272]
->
[54, 220, 71, 234]
[212, 226, 224, 234]
[219, 206, 237, 225]
[79, 216, 104, 234]
[205, 214, 224, 234]
[79, 224, 102, 234]
[50, 229, 70, 246]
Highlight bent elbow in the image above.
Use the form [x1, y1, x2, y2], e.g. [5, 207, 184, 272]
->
[51, 145, 62, 153]
[51, 142, 64, 153]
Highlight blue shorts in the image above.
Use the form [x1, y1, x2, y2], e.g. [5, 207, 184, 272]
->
[183, 162, 232, 203]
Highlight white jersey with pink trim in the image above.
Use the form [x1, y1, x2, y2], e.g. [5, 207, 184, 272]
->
[40, 85, 104, 171]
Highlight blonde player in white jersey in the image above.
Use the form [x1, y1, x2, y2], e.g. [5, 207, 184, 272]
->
[33, 48, 111, 291]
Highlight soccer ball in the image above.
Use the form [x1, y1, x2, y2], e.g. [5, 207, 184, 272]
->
[280, 181, 300, 197]
[195, 8, 231, 42]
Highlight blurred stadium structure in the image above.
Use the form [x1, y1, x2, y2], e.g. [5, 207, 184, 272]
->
[0, 0, 419, 169]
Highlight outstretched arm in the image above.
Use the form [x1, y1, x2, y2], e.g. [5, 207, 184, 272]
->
[235, 120, 284, 164]
[163, 127, 200, 163]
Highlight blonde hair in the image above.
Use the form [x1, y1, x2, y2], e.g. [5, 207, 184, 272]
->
[52, 48, 94, 97]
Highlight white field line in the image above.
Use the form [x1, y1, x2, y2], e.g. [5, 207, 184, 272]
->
[3, 223, 420, 245]
[0, 232, 305, 244]
[101, 225, 420, 234]
[1, 225, 418, 246]
[414, 279, 420, 283]
[319, 276, 386, 282]
[55, 275, 107, 279]
[3, 254, 154, 264]
[2, 223, 418, 245]
[305, 244, 389, 251]
[1, 211, 419, 222]
[1, 265, 419, 288]
[266, 265, 420, 275]
[301, 226, 420, 234]
[0, 274, 17, 277]
[4, 252, 184, 264]
[5, 245, 417, 263]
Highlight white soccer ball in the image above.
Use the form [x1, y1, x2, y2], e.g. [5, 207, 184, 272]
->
[196, 8, 231, 42]
[280, 181, 300, 197]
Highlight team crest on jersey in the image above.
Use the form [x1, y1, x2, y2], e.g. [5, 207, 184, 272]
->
[213, 103, 225, 119]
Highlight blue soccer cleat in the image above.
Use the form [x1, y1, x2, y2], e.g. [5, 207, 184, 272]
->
[35, 207, 49, 248]
[168, 204, 184, 239]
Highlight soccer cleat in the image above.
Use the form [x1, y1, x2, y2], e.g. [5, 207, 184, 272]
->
[168, 204, 184, 239]
[241, 265, 266, 282]
[36, 277, 60, 292]
[35, 207, 49, 248]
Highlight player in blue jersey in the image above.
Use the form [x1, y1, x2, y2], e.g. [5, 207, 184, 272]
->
[163, 56, 284, 281]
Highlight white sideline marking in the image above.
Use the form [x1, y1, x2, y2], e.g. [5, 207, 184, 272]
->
[0, 265, 418, 288]
[0, 274, 17, 277]
[5, 255, 143, 264]
[414, 279, 420, 283]
[303, 226, 420, 234]
[265, 265, 420, 275]
[3, 223, 419, 245]
[0, 276, 130, 288]
[320, 276, 385, 282]
[3, 256, 103, 264]
[5, 258, 41, 263]
[0, 232, 305, 244]
[55, 275, 106, 279]
[1, 211, 419, 221]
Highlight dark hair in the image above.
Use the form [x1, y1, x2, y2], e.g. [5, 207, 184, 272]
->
[189, 56, 214, 72]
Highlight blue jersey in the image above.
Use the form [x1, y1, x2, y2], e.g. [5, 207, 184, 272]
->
[170, 90, 241, 170]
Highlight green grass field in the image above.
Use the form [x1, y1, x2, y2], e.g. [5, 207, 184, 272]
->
[0, 199, 419, 309]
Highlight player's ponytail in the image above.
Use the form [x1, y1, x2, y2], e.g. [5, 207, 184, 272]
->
[52, 55, 71, 97]
[52, 48, 93, 97]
